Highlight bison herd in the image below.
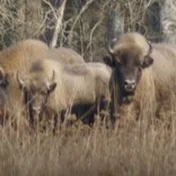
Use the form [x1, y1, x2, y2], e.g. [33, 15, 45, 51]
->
[0, 32, 176, 131]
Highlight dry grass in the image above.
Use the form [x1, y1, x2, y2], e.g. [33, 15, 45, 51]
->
[1, 96, 176, 176]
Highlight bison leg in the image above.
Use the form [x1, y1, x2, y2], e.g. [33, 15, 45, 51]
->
[72, 104, 96, 126]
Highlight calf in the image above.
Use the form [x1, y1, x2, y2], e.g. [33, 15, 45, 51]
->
[17, 59, 112, 127]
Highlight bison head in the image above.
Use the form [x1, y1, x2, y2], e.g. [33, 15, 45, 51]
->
[16, 71, 57, 120]
[104, 34, 153, 97]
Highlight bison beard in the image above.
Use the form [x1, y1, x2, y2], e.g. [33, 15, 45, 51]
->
[116, 63, 142, 104]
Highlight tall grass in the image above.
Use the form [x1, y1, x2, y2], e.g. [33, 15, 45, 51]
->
[1, 94, 176, 176]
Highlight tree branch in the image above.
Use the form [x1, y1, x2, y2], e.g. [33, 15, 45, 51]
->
[49, 0, 67, 48]
[67, 0, 95, 46]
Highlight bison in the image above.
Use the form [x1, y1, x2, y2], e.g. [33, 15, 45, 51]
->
[0, 39, 50, 119]
[0, 39, 85, 121]
[104, 32, 176, 122]
[16, 59, 112, 127]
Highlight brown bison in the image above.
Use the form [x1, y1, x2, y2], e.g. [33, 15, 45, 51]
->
[104, 32, 176, 121]
[17, 59, 112, 126]
[0, 39, 50, 118]
[0, 39, 49, 94]
[0, 40, 85, 121]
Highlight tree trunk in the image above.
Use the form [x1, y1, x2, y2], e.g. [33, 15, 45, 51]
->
[50, 0, 67, 48]
[25, 0, 43, 38]
[161, 0, 176, 43]
[145, 2, 162, 42]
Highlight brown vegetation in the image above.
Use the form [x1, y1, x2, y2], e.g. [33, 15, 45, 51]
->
[1, 95, 176, 176]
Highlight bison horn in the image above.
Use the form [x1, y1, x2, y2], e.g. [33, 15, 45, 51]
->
[16, 71, 24, 89]
[0, 67, 6, 84]
[108, 43, 114, 54]
[47, 70, 57, 93]
[146, 40, 152, 56]
[0, 67, 9, 87]
[0, 67, 5, 79]
[107, 38, 118, 54]
[51, 70, 56, 82]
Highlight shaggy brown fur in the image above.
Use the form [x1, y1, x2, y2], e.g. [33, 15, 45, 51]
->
[0, 39, 49, 72]
[48, 47, 85, 64]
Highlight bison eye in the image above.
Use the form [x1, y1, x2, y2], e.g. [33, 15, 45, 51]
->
[138, 66, 142, 72]
[41, 90, 47, 95]
[115, 60, 121, 67]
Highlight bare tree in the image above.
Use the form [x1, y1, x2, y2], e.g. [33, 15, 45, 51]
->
[106, 10, 124, 48]
[49, 0, 67, 48]
[67, 0, 95, 46]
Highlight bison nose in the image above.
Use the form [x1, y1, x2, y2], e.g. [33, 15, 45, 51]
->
[32, 107, 41, 115]
[124, 79, 136, 92]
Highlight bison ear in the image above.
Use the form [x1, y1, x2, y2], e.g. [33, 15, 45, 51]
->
[48, 82, 57, 93]
[142, 56, 154, 68]
[103, 55, 115, 67]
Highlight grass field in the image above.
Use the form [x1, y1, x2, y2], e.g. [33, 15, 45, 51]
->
[1, 100, 176, 176]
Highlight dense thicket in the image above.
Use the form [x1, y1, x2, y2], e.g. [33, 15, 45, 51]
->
[0, 0, 166, 61]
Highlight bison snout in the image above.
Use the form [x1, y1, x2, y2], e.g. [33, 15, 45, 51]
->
[32, 106, 41, 115]
[124, 79, 136, 93]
